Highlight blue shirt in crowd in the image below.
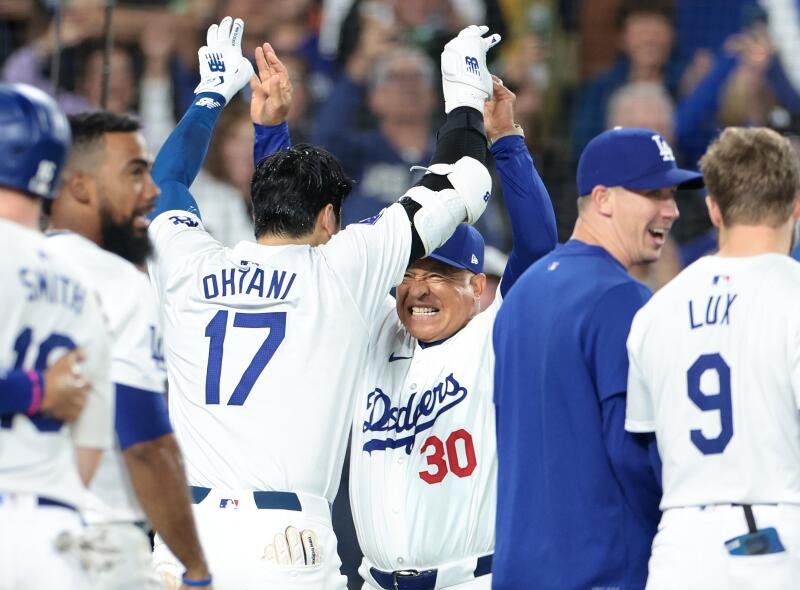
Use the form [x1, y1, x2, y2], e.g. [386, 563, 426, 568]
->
[492, 240, 661, 590]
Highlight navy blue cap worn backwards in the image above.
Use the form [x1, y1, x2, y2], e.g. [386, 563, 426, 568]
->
[428, 224, 485, 274]
[577, 127, 703, 196]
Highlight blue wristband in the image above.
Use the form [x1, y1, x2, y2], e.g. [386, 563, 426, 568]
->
[182, 573, 212, 587]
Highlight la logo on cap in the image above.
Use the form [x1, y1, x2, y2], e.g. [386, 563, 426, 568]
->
[651, 134, 675, 162]
[471, 254, 479, 264]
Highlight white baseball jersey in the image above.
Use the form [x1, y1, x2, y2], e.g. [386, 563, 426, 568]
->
[47, 231, 167, 522]
[0, 220, 114, 508]
[626, 254, 800, 509]
[147, 206, 411, 501]
[350, 292, 501, 571]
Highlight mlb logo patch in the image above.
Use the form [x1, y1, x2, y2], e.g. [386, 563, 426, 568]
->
[712, 274, 732, 285]
[219, 499, 239, 509]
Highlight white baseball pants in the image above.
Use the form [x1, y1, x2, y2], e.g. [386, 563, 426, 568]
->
[646, 503, 800, 590]
[153, 487, 347, 590]
[0, 492, 92, 590]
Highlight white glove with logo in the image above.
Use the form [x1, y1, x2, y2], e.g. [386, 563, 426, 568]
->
[194, 16, 254, 104]
[264, 526, 322, 566]
[441, 25, 501, 114]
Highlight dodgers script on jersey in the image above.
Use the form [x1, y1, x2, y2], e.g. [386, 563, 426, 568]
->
[148, 205, 411, 500]
[0, 220, 113, 508]
[47, 232, 166, 522]
[351, 293, 500, 573]
[626, 254, 800, 509]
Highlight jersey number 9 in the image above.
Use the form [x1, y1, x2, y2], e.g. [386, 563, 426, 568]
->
[687, 353, 733, 455]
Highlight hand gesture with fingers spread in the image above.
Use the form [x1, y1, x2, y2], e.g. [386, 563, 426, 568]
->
[484, 75, 519, 142]
[249, 43, 293, 126]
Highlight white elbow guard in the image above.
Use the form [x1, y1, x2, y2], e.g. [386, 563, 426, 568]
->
[410, 156, 492, 224]
[402, 157, 492, 255]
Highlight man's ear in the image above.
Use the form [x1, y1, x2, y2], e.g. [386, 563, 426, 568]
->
[591, 185, 613, 217]
[705, 195, 722, 228]
[62, 172, 94, 206]
[471, 272, 487, 302]
[792, 192, 800, 221]
[316, 203, 338, 241]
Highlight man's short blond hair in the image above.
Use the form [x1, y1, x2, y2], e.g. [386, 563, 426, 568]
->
[699, 127, 800, 227]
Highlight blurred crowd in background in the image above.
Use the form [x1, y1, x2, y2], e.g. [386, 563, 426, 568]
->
[3, 0, 800, 584]
[4, 0, 800, 289]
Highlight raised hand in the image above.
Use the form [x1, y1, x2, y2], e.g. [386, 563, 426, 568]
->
[484, 76, 519, 142]
[194, 16, 254, 104]
[441, 25, 501, 114]
[249, 42, 293, 126]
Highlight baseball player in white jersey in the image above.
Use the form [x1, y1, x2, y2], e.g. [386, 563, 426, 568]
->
[146, 17, 493, 590]
[47, 111, 211, 589]
[348, 73, 558, 590]
[626, 127, 800, 590]
[0, 83, 114, 590]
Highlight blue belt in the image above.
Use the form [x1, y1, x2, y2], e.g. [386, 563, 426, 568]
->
[189, 485, 302, 511]
[369, 554, 492, 590]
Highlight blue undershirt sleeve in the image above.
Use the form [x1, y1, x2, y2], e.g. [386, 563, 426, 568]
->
[253, 121, 292, 165]
[0, 370, 40, 415]
[115, 384, 173, 450]
[149, 92, 227, 220]
[490, 135, 558, 296]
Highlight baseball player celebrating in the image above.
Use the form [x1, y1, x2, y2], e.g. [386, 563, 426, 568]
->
[251, 29, 558, 589]
[0, 83, 114, 589]
[493, 127, 702, 590]
[146, 17, 492, 590]
[626, 128, 800, 589]
[47, 111, 211, 590]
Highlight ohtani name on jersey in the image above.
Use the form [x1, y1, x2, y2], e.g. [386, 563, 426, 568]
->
[18, 266, 86, 314]
[202, 266, 297, 301]
[361, 373, 467, 454]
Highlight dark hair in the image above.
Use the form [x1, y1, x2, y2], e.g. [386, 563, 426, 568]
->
[68, 111, 141, 149]
[251, 144, 353, 239]
[616, 0, 674, 29]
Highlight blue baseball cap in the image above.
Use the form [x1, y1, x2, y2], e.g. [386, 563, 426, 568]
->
[577, 127, 703, 196]
[428, 224, 485, 274]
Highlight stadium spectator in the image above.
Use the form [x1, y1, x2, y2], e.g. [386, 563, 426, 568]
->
[312, 14, 436, 224]
[572, 0, 683, 159]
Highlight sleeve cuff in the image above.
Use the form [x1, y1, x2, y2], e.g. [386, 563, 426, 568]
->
[625, 418, 656, 433]
[489, 125, 525, 148]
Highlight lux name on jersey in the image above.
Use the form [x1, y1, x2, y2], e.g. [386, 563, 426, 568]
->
[202, 265, 297, 301]
[18, 266, 86, 314]
[689, 293, 737, 330]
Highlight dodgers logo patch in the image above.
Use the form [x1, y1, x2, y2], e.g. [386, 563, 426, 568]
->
[362, 374, 468, 454]
[465, 56, 480, 75]
[169, 215, 199, 228]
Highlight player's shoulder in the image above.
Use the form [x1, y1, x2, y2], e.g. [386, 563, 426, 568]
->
[46, 231, 139, 275]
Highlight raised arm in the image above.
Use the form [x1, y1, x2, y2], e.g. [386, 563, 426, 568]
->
[250, 42, 293, 164]
[485, 77, 557, 296]
[149, 16, 254, 219]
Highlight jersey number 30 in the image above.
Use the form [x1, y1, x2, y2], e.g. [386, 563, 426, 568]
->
[687, 353, 733, 455]
[204, 311, 286, 405]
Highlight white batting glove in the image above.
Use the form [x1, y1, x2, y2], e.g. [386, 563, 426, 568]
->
[263, 526, 322, 566]
[441, 25, 501, 114]
[194, 16, 254, 104]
